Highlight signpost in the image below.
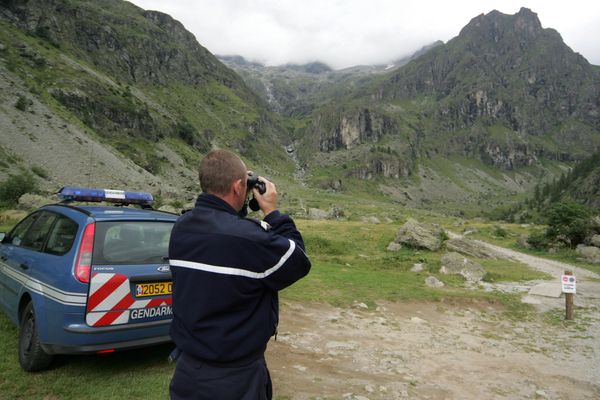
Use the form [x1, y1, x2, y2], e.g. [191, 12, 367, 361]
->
[562, 271, 576, 320]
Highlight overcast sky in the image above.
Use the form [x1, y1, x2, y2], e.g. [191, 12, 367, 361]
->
[128, 0, 600, 69]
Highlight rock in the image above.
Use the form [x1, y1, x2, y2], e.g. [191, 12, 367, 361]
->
[158, 205, 179, 214]
[440, 252, 486, 282]
[17, 193, 54, 210]
[386, 242, 402, 252]
[394, 218, 444, 251]
[462, 226, 478, 235]
[411, 263, 424, 272]
[308, 208, 329, 220]
[535, 389, 549, 399]
[326, 341, 356, 350]
[361, 216, 380, 224]
[445, 237, 507, 259]
[517, 234, 531, 249]
[425, 276, 444, 288]
[589, 234, 600, 248]
[307, 207, 343, 220]
[328, 207, 344, 219]
[529, 283, 562, 298]
[575, 245, 600, 264]
[353, 302, 369, 310]
[410, 316, 427, 324]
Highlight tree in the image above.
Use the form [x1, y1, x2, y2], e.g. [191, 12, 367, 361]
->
[0, 172, 37, 207]
[545, 202, 592, 248]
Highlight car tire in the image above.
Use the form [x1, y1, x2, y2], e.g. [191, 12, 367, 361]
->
[19, 301, 53, 372]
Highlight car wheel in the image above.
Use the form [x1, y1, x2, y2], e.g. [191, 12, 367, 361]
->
[19, 301, 53, 372]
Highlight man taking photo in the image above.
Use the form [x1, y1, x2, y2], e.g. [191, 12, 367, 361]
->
[168, 149, 311, 400]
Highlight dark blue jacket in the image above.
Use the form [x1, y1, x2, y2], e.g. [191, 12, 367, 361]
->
[168, 193, 311, 365]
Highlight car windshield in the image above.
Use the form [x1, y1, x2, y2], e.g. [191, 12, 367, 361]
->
[92, 221, 173, 265]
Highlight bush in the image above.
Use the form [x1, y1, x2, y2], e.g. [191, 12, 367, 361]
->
[527, 231, 550, 250]
[545, 202, 592, 248]
[492, 225, 508, 238]
[15, 95, 32, 112]
[31, 165, 49, 179]
[0, 172, 37, 207]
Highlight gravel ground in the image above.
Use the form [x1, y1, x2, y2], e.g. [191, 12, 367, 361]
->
[266, 244, 600, 400]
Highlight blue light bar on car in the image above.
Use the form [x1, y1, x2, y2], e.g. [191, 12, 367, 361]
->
[57, 187, 154, 206]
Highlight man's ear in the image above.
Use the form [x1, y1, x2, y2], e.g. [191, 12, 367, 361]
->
[232, 179, 244, 196]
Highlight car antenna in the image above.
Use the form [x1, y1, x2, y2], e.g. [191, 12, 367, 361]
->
[87, 141, 94, 188]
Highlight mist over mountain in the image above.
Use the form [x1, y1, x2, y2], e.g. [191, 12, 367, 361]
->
[0, 2, 597, 215]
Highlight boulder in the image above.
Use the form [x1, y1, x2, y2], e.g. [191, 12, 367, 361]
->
[394, 218, 444, 251]
[17, 193, 54, 210]
[411, 263, 425, 273]
[308, 208, 329, 220]
[445, 237, 507, 260]
[516, 234, 531, 249]
[440, 252, 486, 282]
[386, 242, 402, 252]
[425, 276, 444, 288]
[307, 207, 344, 220]
[361, 216, 381, 224]
[589, 234, 600, 248]
[158, 205, 179, 214]
[575, 245, 600, 264]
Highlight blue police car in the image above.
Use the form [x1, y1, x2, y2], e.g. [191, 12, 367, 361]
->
[0, 187, 178, 371]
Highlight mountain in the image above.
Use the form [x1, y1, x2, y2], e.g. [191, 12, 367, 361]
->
[0, 3, 598, 217]
[218, 43, 443, 118]
[0, 0, 294, 203]
[290, 8, 599, 214]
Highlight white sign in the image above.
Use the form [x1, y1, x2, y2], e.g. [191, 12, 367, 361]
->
[561, 275, 576, 294]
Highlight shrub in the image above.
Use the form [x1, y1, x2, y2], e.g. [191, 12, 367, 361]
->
[545, 202, 592, 248]
[492, 225, 508, 238]
[31, 165, 49, 179]
[0, 172, 37, 207]
[527, 231, 549, 250]
[15, 95, 32, 112]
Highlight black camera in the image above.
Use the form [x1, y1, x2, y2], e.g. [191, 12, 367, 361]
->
[247, 173, 266, 195]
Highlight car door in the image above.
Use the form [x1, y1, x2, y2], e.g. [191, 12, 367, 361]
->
[0, 212, 55, 321]
[1, 213, 37, 320]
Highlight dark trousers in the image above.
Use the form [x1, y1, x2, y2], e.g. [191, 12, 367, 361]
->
[170, 353, 272, 400]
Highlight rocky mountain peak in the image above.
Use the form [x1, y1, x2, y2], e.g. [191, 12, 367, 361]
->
[460, 7, 543, 43]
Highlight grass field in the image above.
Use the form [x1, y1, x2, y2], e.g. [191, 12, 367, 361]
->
[0, 217, 555, 399]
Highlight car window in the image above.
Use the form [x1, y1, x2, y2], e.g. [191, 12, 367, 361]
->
[45, 215, 79, 256]
[93, 221, 173, 265]
[6, 212, 40, 247]
[20, 212, 57, 252]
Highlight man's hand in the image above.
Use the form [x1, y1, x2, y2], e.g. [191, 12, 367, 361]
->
[252, 177, 277, 216]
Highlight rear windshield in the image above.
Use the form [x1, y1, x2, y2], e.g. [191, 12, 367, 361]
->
[92, 221, 174, 265]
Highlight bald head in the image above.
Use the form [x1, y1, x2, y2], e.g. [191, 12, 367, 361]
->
[199, 149, 247, 195]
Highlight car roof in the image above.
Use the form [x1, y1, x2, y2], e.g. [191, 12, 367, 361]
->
[41, 204, 179, 222]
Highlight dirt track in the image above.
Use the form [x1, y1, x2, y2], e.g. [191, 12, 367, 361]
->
[266, 245, 600, 399]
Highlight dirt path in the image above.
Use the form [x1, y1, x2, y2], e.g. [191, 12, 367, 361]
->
[266, 243, 600, 399]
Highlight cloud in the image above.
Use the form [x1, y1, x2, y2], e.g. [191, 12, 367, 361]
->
[130, 0, 600, 69]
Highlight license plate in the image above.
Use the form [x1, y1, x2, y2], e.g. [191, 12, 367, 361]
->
[135, 282, 172, 297]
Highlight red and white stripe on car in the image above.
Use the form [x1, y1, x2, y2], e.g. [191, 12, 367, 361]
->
[86, 273, 171, 327]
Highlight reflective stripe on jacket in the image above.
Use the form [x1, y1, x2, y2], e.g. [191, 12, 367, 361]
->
[169, 193, 311, 364]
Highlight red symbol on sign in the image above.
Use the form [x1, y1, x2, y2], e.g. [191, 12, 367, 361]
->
[563, 276, 569, 282]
